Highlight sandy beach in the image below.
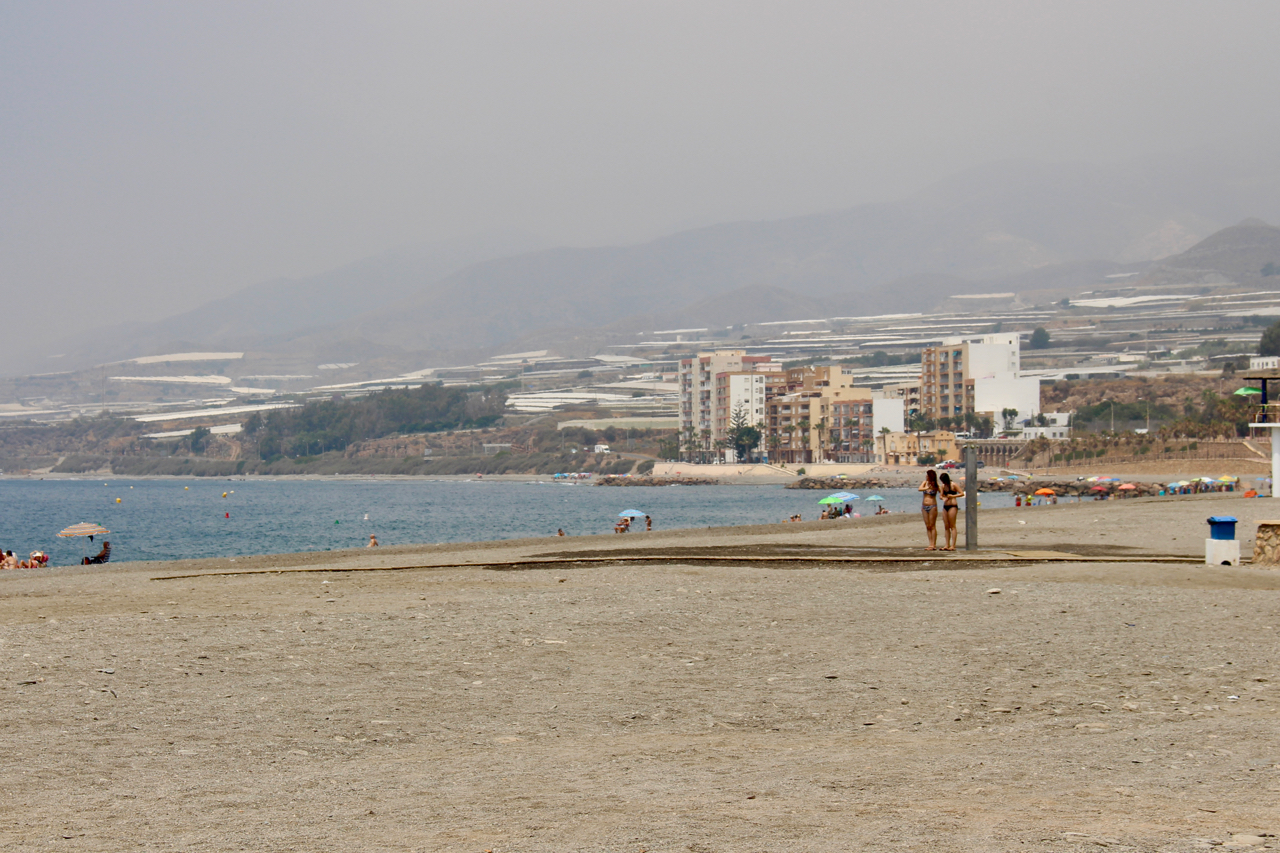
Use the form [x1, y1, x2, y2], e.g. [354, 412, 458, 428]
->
[3, 495, 1279, 851]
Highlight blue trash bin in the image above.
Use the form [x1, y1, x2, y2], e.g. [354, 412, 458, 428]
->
[1207, 516, 1238, 540]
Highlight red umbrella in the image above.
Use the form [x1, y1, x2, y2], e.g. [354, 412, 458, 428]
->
[1118, 483, 1138, 490]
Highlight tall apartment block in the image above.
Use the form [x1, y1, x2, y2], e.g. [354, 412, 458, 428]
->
[919, 333, 1038, 423]
[678, 350, 778, 443]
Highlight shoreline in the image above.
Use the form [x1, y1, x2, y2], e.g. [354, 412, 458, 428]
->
[2, 490, 1254, 575]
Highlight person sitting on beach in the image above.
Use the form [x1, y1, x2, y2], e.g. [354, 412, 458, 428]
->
[875, 505, 888, 515]
[1, 551, 17, 569]
[82, 541, 111, 565]
[557, 528, 566, 537]
[367, 534, 379, 548]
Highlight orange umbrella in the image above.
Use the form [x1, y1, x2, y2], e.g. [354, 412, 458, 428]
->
[1118, 483, 1137, 490]
[1033, 488, 1056, 496]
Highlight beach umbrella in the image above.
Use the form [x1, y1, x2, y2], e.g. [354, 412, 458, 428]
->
[1218, 476, 1238, 482]
[1177, 480, 1191, 486]
[1197, 477, 1217, 483]
[57, 522, 110, 538]
[1034, 488, 1056, 496]
[1234, 387, 1263, 396]
[1091, 485, 1110, 491]
[1167, 481, 1182, 488]
[617, 509, 646, 518]
[1118, 483, 1138, 490]
[818, 494, 844, 504]
[58, 522, 111, 560]
[864, 494, 885, 501]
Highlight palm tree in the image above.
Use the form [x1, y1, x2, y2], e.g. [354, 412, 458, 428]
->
[767, 432, 782, 463]
[782, 424, 796, 464]
[796, 418, 811, 464]
[700, 428, 712, 464]
[814, 417, 827, 463]
[681, 427, 696, 462]
[879, 426, 891, 464]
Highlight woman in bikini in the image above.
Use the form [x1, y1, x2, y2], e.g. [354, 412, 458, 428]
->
[918, 469, 940, 550]
[939, 472, 963, 551]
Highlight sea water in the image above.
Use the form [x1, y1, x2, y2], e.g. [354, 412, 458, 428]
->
[0, 478, 1017, 565]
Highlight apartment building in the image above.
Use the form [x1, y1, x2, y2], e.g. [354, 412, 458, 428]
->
[763, 366, 877, 464]
[678, 351, 778, 458]
[920, 333, 1039, 423]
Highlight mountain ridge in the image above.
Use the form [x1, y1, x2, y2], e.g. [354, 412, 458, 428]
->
[13, 150, 1280, 378]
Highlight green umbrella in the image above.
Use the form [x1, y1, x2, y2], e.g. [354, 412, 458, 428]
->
[1234, 387, 1262, 396]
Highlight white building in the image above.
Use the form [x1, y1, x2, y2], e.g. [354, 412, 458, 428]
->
[1017, 412, 1071, 440]
[871, 398, 905, 435]
[921, 333, 1040, 423]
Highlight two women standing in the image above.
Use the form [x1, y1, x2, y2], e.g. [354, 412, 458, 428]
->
[919, 469, 964, 551]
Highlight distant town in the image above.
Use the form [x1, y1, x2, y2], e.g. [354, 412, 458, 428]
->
[2, 269, 1279, 477]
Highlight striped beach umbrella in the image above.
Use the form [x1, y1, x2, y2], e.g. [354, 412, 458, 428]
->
[57, 522, 110, 538]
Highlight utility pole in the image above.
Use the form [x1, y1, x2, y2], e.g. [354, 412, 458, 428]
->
[964, 445, 978, 551]
[1110, 401, 1115, 433]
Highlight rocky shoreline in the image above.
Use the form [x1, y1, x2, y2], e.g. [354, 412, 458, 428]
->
[787, 475, 1226, 497]
[595, 475, 720, 486]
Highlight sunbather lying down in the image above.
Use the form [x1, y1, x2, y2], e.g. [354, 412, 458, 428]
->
[82, 541, 110, 565]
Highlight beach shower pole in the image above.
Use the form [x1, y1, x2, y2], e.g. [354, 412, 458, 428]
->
[964, 444, 978, 550]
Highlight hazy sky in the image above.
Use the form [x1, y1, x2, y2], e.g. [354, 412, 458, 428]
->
[3, 0, 1280, 335]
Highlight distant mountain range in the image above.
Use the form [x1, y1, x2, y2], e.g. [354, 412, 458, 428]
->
[13, 148, 1280, 379]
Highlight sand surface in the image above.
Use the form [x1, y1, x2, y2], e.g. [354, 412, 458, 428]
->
[3, 495, 1280, 851]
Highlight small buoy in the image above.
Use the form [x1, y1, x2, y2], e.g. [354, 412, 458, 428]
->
[364, 513, 369, 521]
[184, 486, 189, 490]
[222, 492, 228, 498]
[335, 520, 340, 525]
[229, 490, 234, 494]
[116, 497, 122, 503]
[129, 486, 133, 489]
[225, 512, 230, 518]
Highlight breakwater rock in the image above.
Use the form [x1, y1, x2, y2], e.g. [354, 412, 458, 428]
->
[596, 476, 720, 486]
[788, 477, 917, 491]
[789, 476, 1189, 497]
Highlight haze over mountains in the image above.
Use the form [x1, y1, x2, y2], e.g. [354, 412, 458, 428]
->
[17, 149, 1280, 379]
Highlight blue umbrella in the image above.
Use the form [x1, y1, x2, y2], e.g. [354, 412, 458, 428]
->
[618, 509, 647, 517]
[864, 494, 884, 501]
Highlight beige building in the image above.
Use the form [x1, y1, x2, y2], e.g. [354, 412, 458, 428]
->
[875, 430, 960, 466]
[763, 366, 877, 464]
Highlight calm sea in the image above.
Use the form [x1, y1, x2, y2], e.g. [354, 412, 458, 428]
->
[0, 478, 1017, 565]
